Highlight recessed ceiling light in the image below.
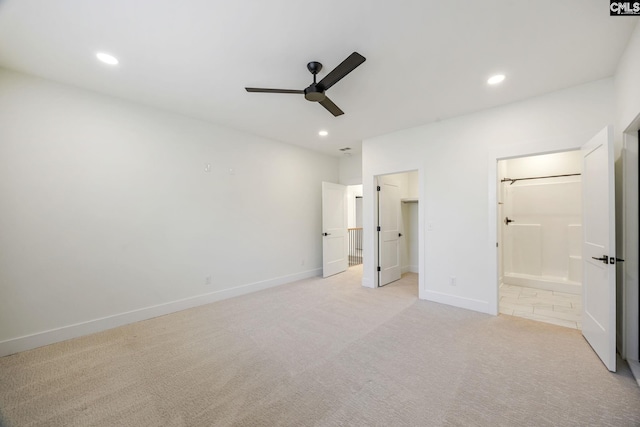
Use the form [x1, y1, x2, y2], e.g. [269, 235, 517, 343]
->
[487, 74, 505, 85]
[318, 130, 328, 136]
[96, 52, 119, 65]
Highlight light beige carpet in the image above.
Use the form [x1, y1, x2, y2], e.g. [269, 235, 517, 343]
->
[1, 266, 639, 426]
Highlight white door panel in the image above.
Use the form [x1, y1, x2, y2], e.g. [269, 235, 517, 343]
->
[582, 126, 616, 372]
[322, 182, 348, 278]
[378, 178, 401, 286]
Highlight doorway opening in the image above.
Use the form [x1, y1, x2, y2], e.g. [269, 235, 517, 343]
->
[498, 150, 583, 329]
[491, 127, 616, 371]
[346, 185, 363, 268]
[375, 171, 419, 294]
[321, 182, 365, 280]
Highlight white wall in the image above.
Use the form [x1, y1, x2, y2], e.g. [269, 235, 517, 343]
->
[339, 153, 362, 185]
[401, 202, 418, 273]
[362, 79, 614, 314]
[614, 21, 640, 362]
[615, 22, 640, 135]
[346, 184, 363, 229]
[0, 69, 339, 355]
[502, 150, 582, 178]
[407, 170, 419, 199]
[401, 171, 419, 273]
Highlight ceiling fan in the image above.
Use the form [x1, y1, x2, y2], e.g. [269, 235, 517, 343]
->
[245, 52, 366, 117]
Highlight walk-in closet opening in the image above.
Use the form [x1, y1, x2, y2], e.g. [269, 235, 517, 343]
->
[375, 171, 419, 295]
[498, 151, 583, 329]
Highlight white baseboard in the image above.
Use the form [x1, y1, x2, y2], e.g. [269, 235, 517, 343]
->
[402, 265, 418, 274]
[422, 290, 490, 314]
[0, 268, 321, 357]
[503, 273, 581, 295]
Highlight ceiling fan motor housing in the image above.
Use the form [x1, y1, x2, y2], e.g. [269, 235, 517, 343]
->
[304, 84, 326, 102]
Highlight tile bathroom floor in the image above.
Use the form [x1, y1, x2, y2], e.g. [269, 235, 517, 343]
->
[499, 283, 582, 330]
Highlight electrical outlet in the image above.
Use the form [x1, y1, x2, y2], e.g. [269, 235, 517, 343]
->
[450, 276, 456, 286]
[205, 276, 212, 285]
[204, 163, 211, 173]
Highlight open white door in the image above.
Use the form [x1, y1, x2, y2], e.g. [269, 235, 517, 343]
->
[582, 126, 617, 372]
[378, 177, 402, 286]
[322, 182, 348, 278]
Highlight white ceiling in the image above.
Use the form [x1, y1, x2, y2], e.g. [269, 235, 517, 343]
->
[0, 1, 637, 156]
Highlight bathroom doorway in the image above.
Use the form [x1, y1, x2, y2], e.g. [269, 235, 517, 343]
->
[498, 150, 583, 329]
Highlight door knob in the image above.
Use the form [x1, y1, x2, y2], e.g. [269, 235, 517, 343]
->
[504, 217, 514, 225]
[591, 255, 608, 264]
[322, 232, 331, 236]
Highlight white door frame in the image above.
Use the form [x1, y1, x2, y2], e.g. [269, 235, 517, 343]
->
[622, 114, 640, 363]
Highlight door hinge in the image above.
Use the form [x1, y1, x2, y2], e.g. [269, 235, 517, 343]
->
[377, 266, 381, 272]
[377, 185, 381, 191]
[377, 226, 381, 232]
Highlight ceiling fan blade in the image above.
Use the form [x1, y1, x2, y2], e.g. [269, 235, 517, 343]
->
[245, 88, 304, 94]
[318, 52, 366, 91]
[319, 96, 344, 117]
